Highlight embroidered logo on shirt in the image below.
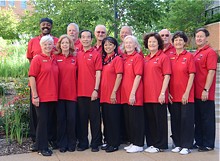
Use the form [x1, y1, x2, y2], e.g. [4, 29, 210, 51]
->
[42, 60, 48, 62]
[182, 58, 187, 64]
[57, 59, 63, 62]
[71, 59, 75, 64]
[170, 57, 175, 60]
[154, 58, 159, 63]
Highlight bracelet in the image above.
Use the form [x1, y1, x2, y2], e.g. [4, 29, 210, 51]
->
[94, 89, 99, 92]
[161, 93, 165, 95]
[204, 88, 209, 92]
[33, 96, 39, 99]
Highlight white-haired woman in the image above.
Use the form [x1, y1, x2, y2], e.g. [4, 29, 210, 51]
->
[121, 35, 144, 153]
[29, 35, 59, 156]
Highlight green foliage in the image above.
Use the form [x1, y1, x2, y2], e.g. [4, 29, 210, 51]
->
[157, 0, 213, 34]
[205, 13, 220, 24]
[0, 44, 29, 78]
[0, 8, 19, 39]
[1, 78, 29, 144]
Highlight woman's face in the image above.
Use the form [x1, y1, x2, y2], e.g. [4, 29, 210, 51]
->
[124, 37, 136, 54]
[61, 37, 70, 52]
[148, 36, 159, 53]
[195, 31, 207, 48]
[41, 40, 53, 54]
[104, 40, 116, 55]
[174, 37, 185, 50]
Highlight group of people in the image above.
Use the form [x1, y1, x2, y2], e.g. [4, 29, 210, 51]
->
[26, 18, 218, 157]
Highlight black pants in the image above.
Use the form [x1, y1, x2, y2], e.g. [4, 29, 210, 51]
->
[56, 100, 77, 149]
[144, 103, 168, 149]
[29, 89, 37, 142]
[120, 104, 128, 143]
[102, 103, 121, 147]
[170, 102, 194, 148]
[77, 97, 102, 148]
[123, 104, 144, 147]
[35, 102, 56, 150]
[194, 99, 215, 148]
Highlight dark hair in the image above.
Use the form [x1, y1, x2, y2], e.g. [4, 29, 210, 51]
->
[102, 36, 118, 59]
[143, 32, 163, 50]
[40, 18, 53, 25]
[172, 31, 188, 43]
[194, 28, 210, 37]
[79, 30, 93, 38]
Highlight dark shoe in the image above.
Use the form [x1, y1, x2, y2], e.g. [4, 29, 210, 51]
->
[105, 146, 118, 153]
[77, 146, 88, 151]
[91, 147, 99, 152]
[59, 147, 67, 153]
[38, 149, 52, 156]
[30, 143, 38, 152]
[101, 144, 109, 150]
[68, 147, 75, 152]
[198, 147, 214, 152]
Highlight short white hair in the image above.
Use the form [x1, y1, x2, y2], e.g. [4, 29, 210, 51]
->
[95, 24, 107, 32]
[67, 23, 79, 32]
[122, 35, 141, 53]
[40, 35, 54, 46]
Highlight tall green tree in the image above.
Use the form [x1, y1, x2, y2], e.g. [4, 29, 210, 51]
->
[0, 8, 19, 39]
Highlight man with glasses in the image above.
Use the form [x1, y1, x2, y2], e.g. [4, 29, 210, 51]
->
[94, 25, 107, 53]
[159, 29, 175, 56]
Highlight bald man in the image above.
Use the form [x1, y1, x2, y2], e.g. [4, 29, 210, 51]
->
[159, 29, 175, 56]
[94, 25, 107, 54]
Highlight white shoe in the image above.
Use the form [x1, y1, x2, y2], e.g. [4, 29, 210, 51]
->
[124, 144, 133, 150]
[126, 145, 143, 153]
[171, 147, 181, 153]
[179, 148, 191, 155]
[144, 146, 159, 153]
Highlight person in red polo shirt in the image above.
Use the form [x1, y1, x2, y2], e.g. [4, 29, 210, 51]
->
[26, 18, 58, 151]
[118, 26, 144, 59]
[29, 35, 59, 156]
[143, 32, 171, 153]
[159, 29, 175, 56]
[169, 31, 196, 155]
[67, 23, 83, 53]
[77, 30, 102, 152]
[93, 25, 107, 54]
[54, 35, 77, 153]
[193, 28, 218, 152]
[121, 35, 144, 153]
[100, 37, 123, 153]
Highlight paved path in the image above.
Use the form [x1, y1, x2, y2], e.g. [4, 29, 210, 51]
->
[0, 122, 219, 161]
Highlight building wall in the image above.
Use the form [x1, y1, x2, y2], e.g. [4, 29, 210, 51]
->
[205, 22, 220, 55]
[0, 0, 33, 16]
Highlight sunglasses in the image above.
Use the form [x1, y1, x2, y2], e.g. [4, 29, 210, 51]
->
[96, 31, 106, 34]
[161, 34, 169, 37]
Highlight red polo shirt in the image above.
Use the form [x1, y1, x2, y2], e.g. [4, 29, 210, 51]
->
[164, 43, 175, 56]
[121, 51, 144, 106]
[143, 50, 171, 103]
[74, 39, 83, 53]
[77, 48, 102, 97]
[26, 35, 58, 60]
[169, 50, 196, 103]
[100, 55, 123, 104]
[55, 54, 77, 101]
[193, 45, 218, 100]
[93, 44, 102, 54]
[28, 53, 59, 102]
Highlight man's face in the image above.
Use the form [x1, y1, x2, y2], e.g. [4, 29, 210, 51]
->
[67, 25, 79, 42]
[159, 29, 171, 45]
[120, 27, 132, 42]
[40, 21, 52, 35]
[195, 31, 207, 48]
[80, 31, 92, 48]
[94, 26, 106, 42]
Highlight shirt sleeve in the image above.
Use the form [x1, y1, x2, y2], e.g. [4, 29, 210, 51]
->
[94, 52, 103, 71]
[133, 55, 144, 76]
[207, 49, 218, 70]
[26, 39, 33, 59]
[188, 53, 196, 74]
[28, 56, 41, 77]
[162, 55, 172, 75]
[114, 56, 124, 74]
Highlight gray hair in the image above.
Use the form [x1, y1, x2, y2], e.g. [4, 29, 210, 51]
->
[122, 35, 141, 53]
[67, 23, 79, 32]
[40, 35, 54, 46]
[95, 24, 107, 32]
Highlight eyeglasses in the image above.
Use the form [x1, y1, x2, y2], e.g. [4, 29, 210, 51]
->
[96, 31, 106, 34]
[160, 34, 169, 37]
